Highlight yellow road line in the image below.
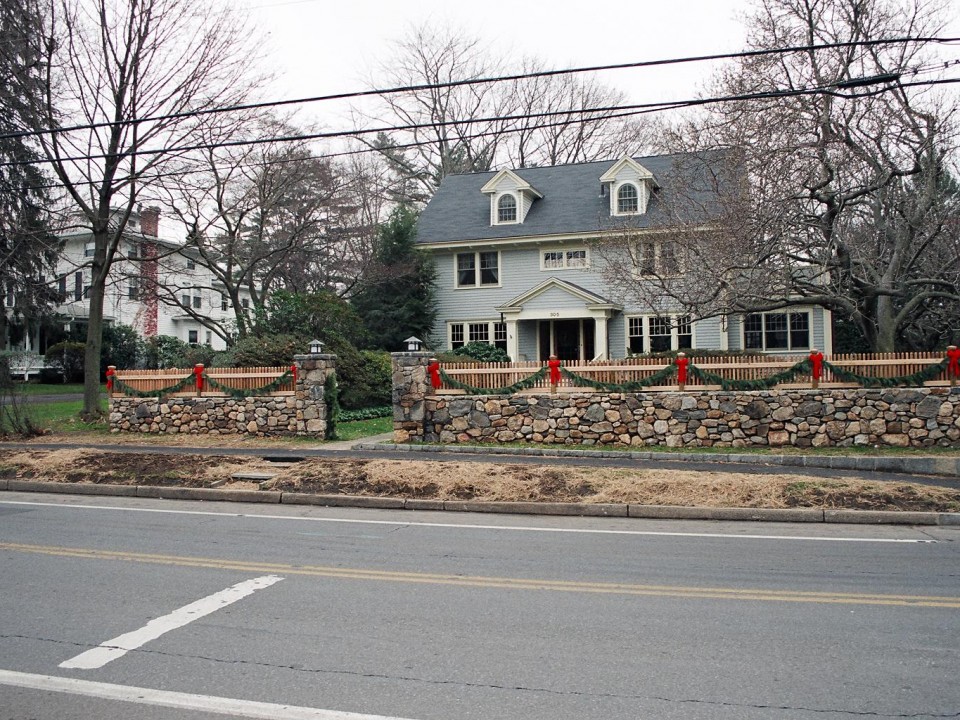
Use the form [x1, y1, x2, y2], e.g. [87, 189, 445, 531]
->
[3, 541, 959, 608]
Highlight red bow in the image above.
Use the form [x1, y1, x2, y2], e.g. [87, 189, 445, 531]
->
[947, 347, 960, 377]
[809, 351, 824, 381]
[427, 361, 442, 390]
[675, 356, 689, 384]
[547, 358, 562, 385]
[290, 364, 298, 385]
[105, 367, 115, 391]
[193, 364, 205, 392]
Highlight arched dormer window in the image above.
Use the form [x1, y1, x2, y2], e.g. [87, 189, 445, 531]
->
[497, 194, 517, 223]
[617, 184, 639, 214]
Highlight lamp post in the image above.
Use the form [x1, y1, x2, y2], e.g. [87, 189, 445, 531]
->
[309, 339, 324, 354]
[404, 336, 423, 352]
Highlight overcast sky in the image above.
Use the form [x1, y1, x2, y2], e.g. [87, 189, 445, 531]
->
[238, 0, 960, 133]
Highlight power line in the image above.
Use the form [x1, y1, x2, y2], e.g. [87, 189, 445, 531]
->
[0, 35, 956, 143]
[16, 74, 958, 193]
[5, 72, 956, 172]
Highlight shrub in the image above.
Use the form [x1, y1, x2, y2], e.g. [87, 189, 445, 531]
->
[323, 334, 391, 410]
[451, 342, 510, 363]
[214, 333, 305, 368]
[142, 335, 219, 370]
[44, 342, 85, 382]
[101, 324, 144, 372]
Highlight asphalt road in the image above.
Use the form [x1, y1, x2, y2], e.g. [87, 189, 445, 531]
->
[1, 491, 958, 720]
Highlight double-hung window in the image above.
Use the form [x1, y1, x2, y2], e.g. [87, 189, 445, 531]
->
[630, 240, 682, 276]
[541, 248, 588, 270]
[449, 321, 507, 352]
[497, 194, 517, 223]
[456, 251, 500, 287]
[743, 311, 810, 351]
[617, 183, 639, 213]
[627, 315, 693, 354]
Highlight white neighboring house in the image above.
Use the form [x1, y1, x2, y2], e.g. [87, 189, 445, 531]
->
[4, 206, 251, 377]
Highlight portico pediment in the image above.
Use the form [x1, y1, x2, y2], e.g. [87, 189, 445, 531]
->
[496, 277, 621, 317]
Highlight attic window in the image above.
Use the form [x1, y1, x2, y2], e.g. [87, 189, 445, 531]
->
[617, 184, 639, 213]
[497, 194, 517, 223]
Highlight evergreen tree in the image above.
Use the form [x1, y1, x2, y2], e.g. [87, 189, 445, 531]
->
[0, 0, 60, 352]
[351, 206, 437, 351]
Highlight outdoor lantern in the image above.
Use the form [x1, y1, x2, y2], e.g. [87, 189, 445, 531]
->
[309, 338, 324, 354]
[405, 336, 423, 351]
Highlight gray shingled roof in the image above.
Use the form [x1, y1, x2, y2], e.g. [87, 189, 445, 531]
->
[415, 151, 725, 245]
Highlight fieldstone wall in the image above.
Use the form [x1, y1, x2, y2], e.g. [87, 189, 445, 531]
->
[392, 351, 432, 442]
[411, 388, 960, 448]
[110, 353, 337, 437]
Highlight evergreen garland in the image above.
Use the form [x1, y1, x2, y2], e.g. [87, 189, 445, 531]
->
[560, 364, 678, 391]
[205, 370, 295, 398]
[438, 367, 549, 395]
[112, 374, 194, 398]
[688, 359, 812, 391]
[822, 358, 948, 388]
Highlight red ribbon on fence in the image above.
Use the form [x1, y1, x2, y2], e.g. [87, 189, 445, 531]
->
[193, 364, 205, 392]
[809, 350, 824, 381]
[427, 360, 442, 390]
[948, 346, 960, 378]
[290, 364, 298, 385]
[675, 354, 689, 385]
[548, 356, 562, 385]
[105, 366, 115, 391]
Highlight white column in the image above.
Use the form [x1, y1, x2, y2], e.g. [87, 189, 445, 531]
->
[506, 318, 519, 362]
[594, 315, 608, 360]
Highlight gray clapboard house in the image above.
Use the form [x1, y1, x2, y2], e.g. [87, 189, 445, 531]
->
[415, 153, 832, 361]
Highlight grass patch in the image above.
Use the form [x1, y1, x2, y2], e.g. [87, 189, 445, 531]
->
[334, 415, 392, 442]
[24, 400, 108, 433]
[14, 383, 85, 396]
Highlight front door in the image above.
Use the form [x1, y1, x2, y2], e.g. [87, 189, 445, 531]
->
[537, 319, 596, 361]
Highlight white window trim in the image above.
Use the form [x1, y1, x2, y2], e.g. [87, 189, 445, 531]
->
[454, 250, 502, 289]
[539, 247, 590, 271]
[627, 238, 683, 278]
[625, 314, 694, 355]
[493, 192, 520, 225]
[448, 320, 508, 351]
[740, 309, 812, 353]
[611, 181, 648, 216]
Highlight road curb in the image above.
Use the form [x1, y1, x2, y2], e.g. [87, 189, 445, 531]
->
[2, 481, 958, 526]
[353, 441, 960, 478]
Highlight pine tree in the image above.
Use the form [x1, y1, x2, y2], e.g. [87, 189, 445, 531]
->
[0, 0, 59, 354]
[351, 206, 437, 351]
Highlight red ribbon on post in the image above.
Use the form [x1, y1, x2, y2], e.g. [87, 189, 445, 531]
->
[675, 353, 689, 387]
[947, 346, 960, 377]
[290, 364, 298, 386]
[105, 366, 115, 392]
[194, 363, 205, 394]
[809, 350, 824, 383]
[427, 360, 442, 390]
[547, 356, 562, 386]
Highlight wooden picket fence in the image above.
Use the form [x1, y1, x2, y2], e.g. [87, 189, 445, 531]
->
[111, 365, 295, 397]
[438, 352, 951, 393]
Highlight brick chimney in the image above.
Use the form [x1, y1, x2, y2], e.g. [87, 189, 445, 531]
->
[139, 205, 161, 237]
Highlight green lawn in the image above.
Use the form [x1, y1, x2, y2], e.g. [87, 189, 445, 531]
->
[13, 383, 87, 395]
[333, 415, 392, 441]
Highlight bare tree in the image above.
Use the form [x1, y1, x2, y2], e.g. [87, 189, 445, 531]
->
[362, 23, 654, 204]
[6, 0, 261, 416]
[598, 0, 959, 352]
[157, 119, 369, 343]
[508, 58, 653, 168]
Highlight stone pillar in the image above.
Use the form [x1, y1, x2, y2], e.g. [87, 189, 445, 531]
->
[392, 351, 432, 443]
[293, 353, 337, 437]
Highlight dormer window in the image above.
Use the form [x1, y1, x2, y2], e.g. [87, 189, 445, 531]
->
[497, 194, 517, 223]
[617, 184, 639, 214]
[600, 157, 659, 217]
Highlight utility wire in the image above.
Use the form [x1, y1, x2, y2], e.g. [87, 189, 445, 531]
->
[5, 73, 956, 171]
[16, 74, 958, 193]
[0, 35, 956, 142]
